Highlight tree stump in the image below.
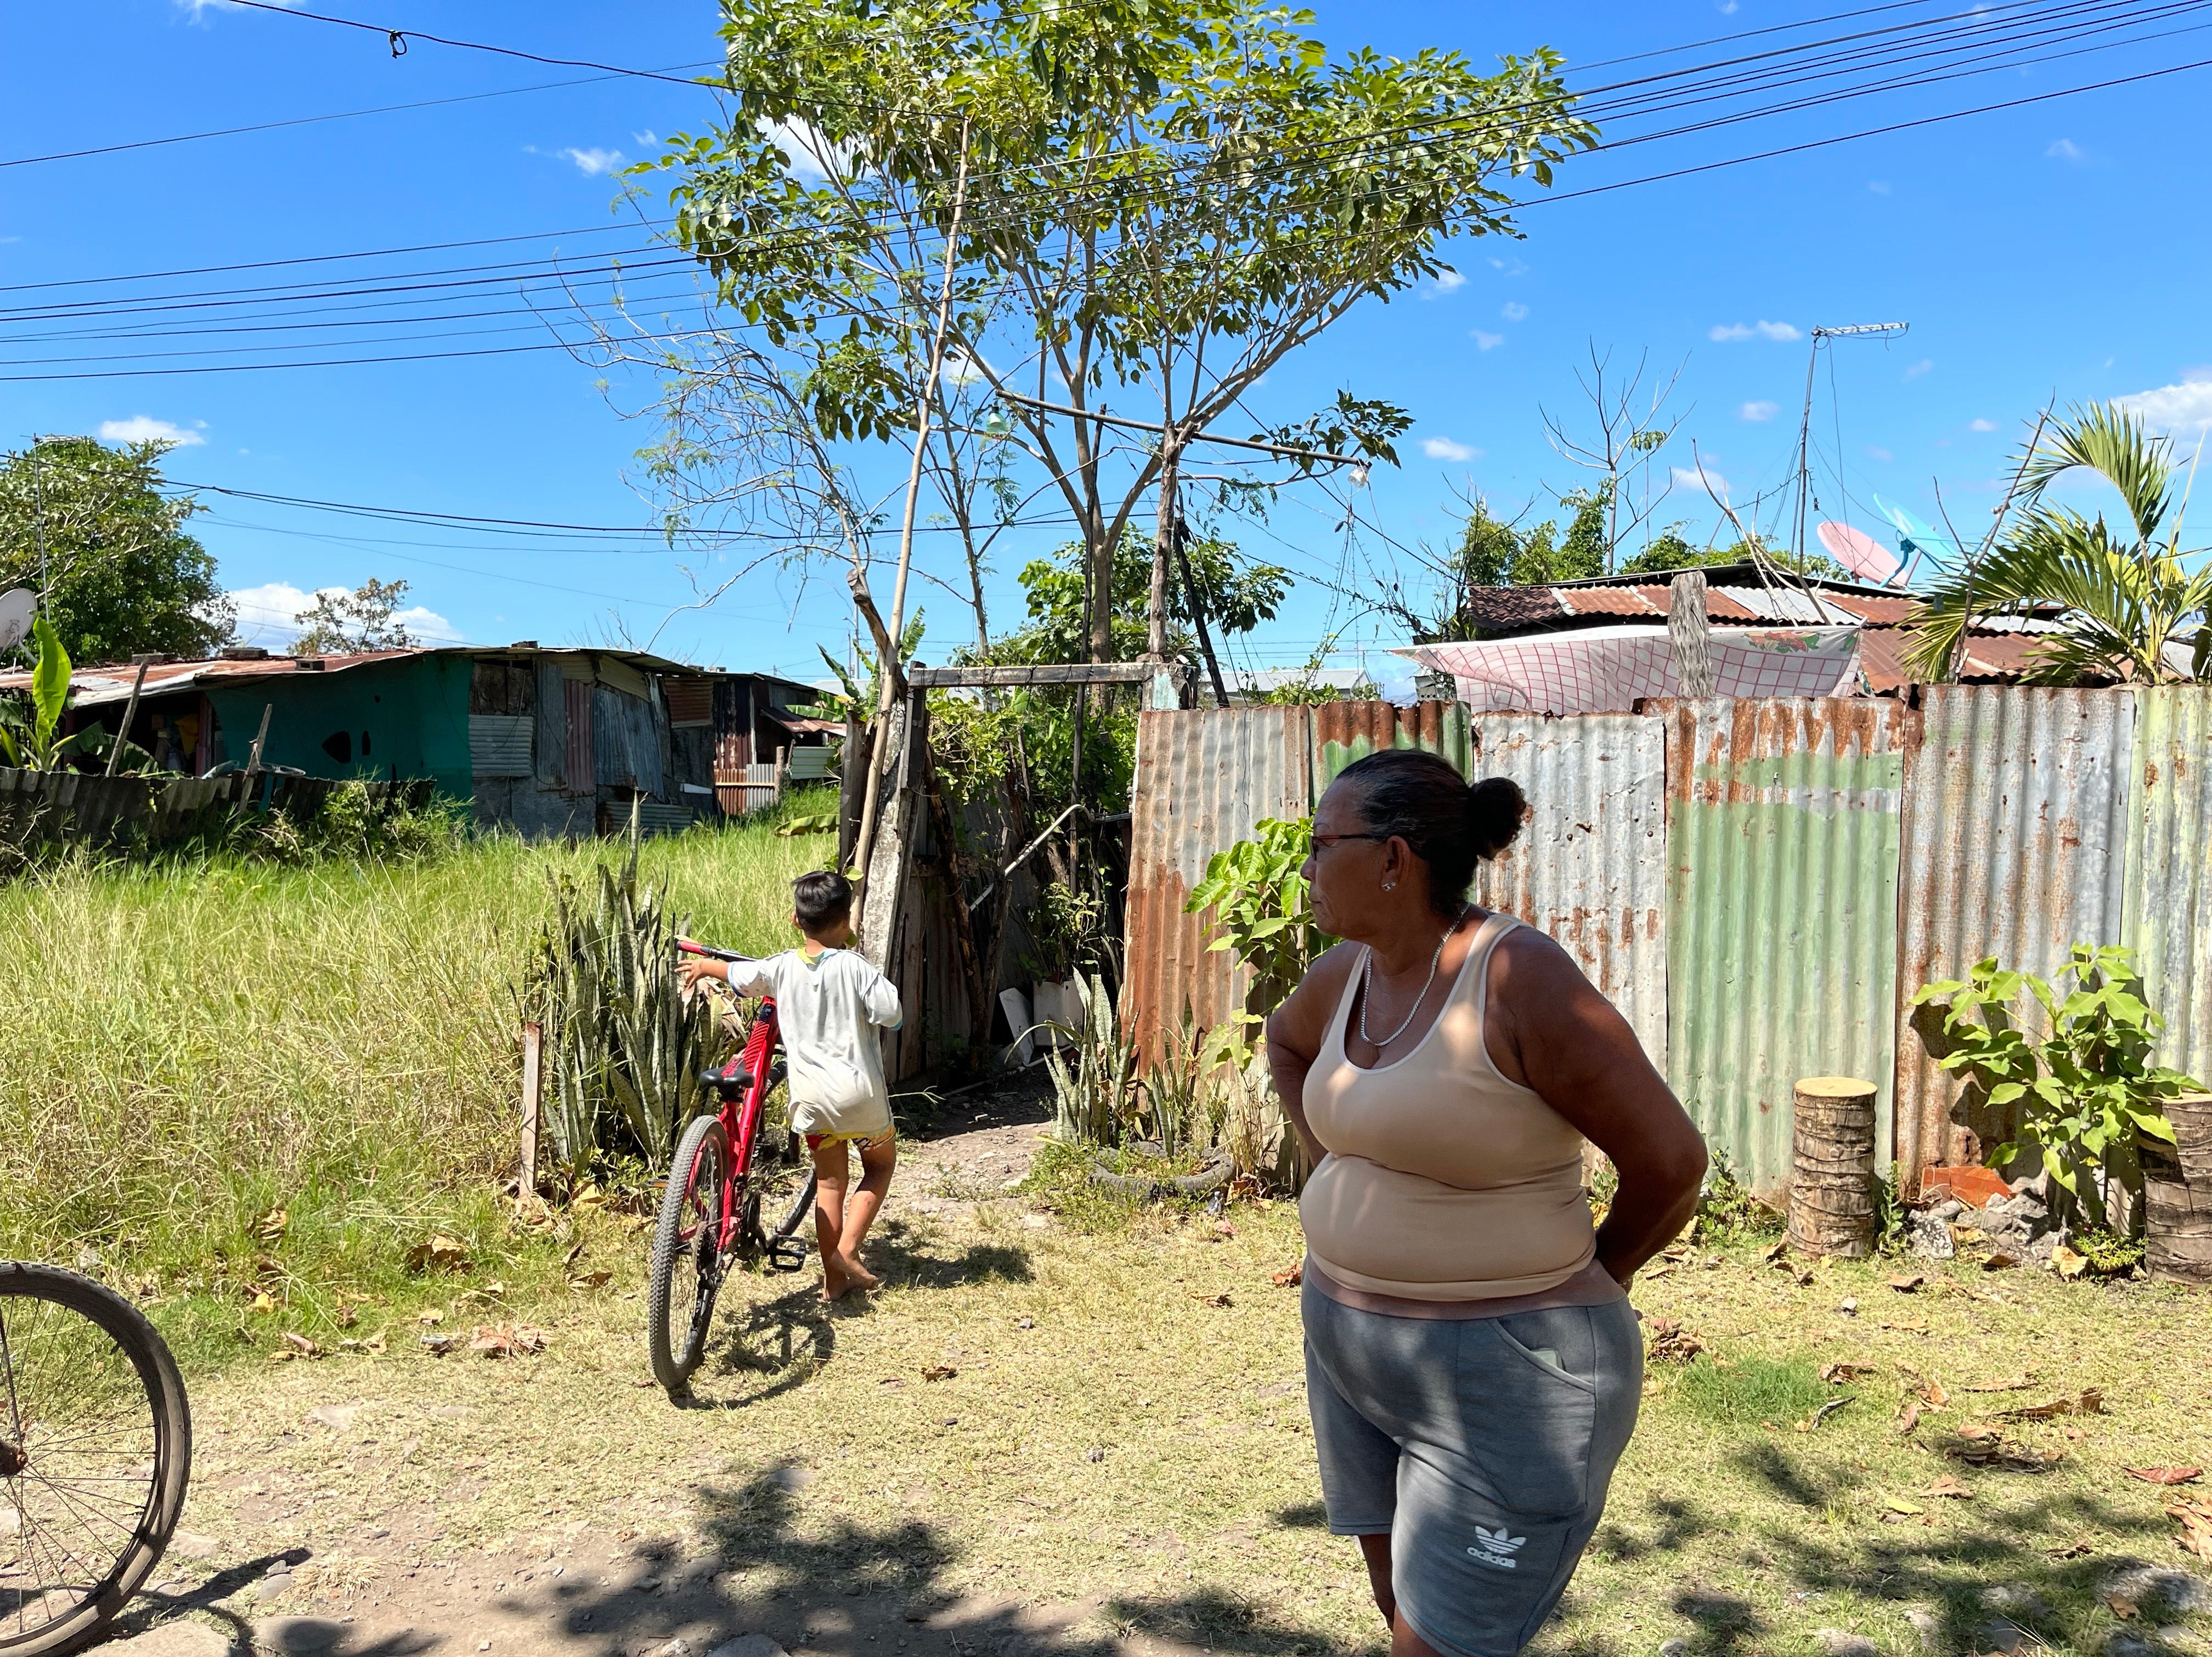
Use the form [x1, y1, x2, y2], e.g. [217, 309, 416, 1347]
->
[2145, 1092, 2212, 1286]
[1789, 1076, 1878, 1258]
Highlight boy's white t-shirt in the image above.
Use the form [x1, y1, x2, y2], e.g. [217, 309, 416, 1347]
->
[731, 947, 903, 1139]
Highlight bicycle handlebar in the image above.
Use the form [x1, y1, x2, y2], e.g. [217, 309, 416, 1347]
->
[676, 938, 755, 964]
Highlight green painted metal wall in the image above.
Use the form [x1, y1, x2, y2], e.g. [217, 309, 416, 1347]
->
[1663, 698, 1908, 1195]
[205, 655, 473, 798]
[2129, 687, 2212, 1088]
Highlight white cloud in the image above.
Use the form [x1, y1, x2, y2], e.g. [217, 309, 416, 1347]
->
[1471, 330, 1505, 352]
[557, 146, 626, 177]
[2115, 378, 2212, 436]
[1868, 180, 1892, 195]
[393, 605, 462, 643]
[761, 117, 842, 183]
[1904, 359, 1933, 380]
[1419, 269, 1467, 300]
[1486, 256, 1529, 276]
[2047, 138, 2084, 161]
[1708, 320, 1801, 342]
[1718, 0, 1740, 12]
[98, 416, 204, 447]
[1739, 400, 1780, 422]
[1421, 437, 1480, 463]
[1502, 301, 1529, 322]
[227, 583, 459, 647]
[1867, 445, 1895, 462]
[632, 129, 661, 148]
[941, 349, 989, 389]
[177, 0, 301, 14]
[1673, 464, 1730, 499]
[1968, 417, 1999, 433]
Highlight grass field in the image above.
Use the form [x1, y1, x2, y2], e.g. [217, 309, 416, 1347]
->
[0, 806, 829, 1364]
[156, 1197, 2212, 1657]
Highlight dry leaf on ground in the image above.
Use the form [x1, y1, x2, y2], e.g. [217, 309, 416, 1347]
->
[280, 1332, 319, 1357]
[2167, 1501, 2212, 1562]
[1889, 1274, 1925, 1293]
[1982, 1252, 2023, 1271]
[921, 1365, 957, 1382]
[2126, 1467, 2204, 1485]
[1648, 1319, 1706, 1364]
[1921, 1474, 1972, 1500]
[569, 1270, 612, 1291]
[1271, 1264, 1302, 1287]
[254, 1208, 288, 1243]
[403, 1235, 471, 1274]
[1963, 1373, 2034, 1393]
[1895, 1400, 1922, 1435]
[2005, 1390, 2104, 1420]
[467, 1323, 546, 1358]
[1820, 1361, 1876, 1384]
[2051, 1243, 2090, 1279]
[2108, 1595, 2140, 1620]
[1190, 1292, 1232, 1308]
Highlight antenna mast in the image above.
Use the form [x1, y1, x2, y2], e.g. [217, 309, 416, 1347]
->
[1792, 321, 1908, 569]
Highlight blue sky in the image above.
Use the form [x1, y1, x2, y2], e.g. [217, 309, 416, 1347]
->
[5, 0, 2210, 686]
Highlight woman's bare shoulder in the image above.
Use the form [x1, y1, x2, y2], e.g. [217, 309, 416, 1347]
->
[1304, 939, 1365, 994]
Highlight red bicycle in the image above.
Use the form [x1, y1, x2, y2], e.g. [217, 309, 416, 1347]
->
[644, 942, 817, 1396]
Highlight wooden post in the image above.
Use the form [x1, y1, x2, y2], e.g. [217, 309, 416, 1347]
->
[104, 658, 151, 779]
[1669, 571, 1716, 697]
[2145, 1092, 2212, 1285]
[518, 1022, 544, 1201]
[1788, 1076, 1878, 1258]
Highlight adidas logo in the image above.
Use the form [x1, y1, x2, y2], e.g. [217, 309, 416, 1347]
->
[1465, 1524, 1527, 1571]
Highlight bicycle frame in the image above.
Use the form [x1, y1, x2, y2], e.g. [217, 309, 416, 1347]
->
[678, 939, 793, 1266]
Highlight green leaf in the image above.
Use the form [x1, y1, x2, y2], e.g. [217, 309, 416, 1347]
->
[29, 614, 70, 750]
[2129, 1109, 2179, 1143]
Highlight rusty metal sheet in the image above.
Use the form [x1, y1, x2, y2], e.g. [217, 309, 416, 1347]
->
[1310, 700, 1472, 789]
[2129, 688, 2212, 1087]
[1662, 698, 1908, 1196]
[1467, 715, 1668, 1070]
[1894, 687, 2136, 1183]
[1124, 706, 1313, 1057]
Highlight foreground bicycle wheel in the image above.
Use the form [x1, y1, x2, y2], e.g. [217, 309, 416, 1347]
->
[646, 1115, 732, 1394]
[0, 1263, 192, 1657]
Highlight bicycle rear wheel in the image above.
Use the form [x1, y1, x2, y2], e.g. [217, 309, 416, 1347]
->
[0, 1263, 192, 1657]
[646, 1115, 732, 1394]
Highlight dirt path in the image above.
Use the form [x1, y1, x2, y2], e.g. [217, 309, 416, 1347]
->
[105, 1078, 1198, 1657]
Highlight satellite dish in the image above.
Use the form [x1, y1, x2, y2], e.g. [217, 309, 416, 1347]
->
[1816, 522, 1900, 586]
[1873, 494, 1961, 584]
[0, 590, 34, 652]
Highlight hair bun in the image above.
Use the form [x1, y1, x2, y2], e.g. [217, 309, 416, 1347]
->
[1467, 776, 1527, 859]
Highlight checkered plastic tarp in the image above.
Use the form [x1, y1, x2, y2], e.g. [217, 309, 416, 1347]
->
[1400, 625, 1863, 715]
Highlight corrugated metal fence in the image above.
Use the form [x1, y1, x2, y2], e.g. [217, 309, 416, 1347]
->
[1125, 686, 2208, 1195]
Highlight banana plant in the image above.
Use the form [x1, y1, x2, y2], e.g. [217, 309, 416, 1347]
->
[0, 617, 100, 772]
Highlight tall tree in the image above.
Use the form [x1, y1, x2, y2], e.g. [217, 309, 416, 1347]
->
[0, 437, 232, 664]
[1905, 404, 2212, 685]
[291, 578, 417, 655]
[648, 0, 1591, 663]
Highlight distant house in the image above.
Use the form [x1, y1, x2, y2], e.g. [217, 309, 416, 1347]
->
[0, 644, 831, 837]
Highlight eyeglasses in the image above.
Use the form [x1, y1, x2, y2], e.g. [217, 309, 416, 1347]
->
[1310, 832, 1387, 852]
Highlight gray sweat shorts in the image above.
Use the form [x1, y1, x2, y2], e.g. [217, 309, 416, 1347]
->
[1302, 1279, 1642, 1657]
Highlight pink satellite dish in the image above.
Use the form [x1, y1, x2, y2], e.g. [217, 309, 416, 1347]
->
[1817, 521, 1900, 585]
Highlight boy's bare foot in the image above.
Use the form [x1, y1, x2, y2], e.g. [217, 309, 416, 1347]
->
[822, 1256, 851, 1301]
[838, 1254, 882, 1293]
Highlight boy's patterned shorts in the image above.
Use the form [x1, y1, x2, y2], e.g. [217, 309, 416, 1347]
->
[805, 1127, 896, 1153]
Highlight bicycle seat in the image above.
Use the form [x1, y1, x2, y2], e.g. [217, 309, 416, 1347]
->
[703, 1067, 752, 1098]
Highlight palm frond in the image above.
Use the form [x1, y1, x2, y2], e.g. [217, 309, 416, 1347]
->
[2020, 401, 2175, 545]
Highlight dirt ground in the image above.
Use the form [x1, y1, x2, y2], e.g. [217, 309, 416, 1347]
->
[98, 1083, 2212, 1657]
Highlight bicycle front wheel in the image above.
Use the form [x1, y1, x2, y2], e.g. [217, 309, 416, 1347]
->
[0, 1263, 192, 1657]
[646, 1116, 731, 1394]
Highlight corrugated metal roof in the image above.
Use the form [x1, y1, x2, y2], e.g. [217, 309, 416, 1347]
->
[1662, 697, 1908, 1195]
[1458, 587, 1569, 631]
[1470, 715, 1669, 1070]
[1819, 593, 1920, 626]
[1560, 587, 1664, 618]
[2129, 688, 2212, 1087]
[1893, 687, 2137, 1182]
[1124, 706, 1313, 1058]
[1711, 585, 1848, 625]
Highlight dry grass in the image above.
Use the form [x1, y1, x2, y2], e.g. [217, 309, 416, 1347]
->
[0, 812, 830, 1361]
[161, 1202, 2212, 1657]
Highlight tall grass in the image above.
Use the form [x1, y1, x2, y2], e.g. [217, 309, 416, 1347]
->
[0, 814, 826, 1330]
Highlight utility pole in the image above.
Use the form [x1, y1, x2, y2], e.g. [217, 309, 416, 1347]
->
[1792, 322, 1909, 570]
[1146, 423, 1180, 663]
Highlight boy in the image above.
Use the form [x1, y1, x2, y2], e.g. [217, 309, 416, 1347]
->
[678, 870, 903, 1300]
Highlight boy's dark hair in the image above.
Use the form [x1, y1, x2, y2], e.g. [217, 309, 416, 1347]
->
[793, 869, 855, 931]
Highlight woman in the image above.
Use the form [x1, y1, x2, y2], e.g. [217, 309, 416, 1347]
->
[1266, 748, 1707, 1657]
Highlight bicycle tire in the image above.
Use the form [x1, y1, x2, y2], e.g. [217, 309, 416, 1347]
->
[0, 1263, 192, 1657]
[645, 1115, 731, 1395]
[770, 1170, 818, 1244]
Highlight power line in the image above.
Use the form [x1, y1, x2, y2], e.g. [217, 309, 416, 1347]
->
[0, 63, 721, 170]
[219, 0, 729, 89]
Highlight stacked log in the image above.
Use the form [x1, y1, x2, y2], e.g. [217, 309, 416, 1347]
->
[1789, 1076, 1878, 1258]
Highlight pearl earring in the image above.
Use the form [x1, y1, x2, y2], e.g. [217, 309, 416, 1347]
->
[1382, 880, 1396, 891]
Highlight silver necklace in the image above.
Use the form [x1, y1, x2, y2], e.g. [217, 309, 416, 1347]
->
[1358, 905, 1471, 1049]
